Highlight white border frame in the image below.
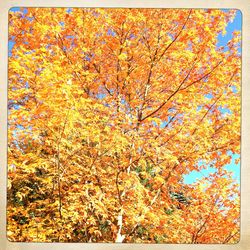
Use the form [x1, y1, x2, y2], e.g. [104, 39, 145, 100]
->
[1, 1, 249, 249]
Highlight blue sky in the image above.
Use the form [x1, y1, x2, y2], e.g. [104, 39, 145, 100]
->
[183, 152, 240, 184]
[8, 8, 21, 56]
[183, 10, 242, 184]
[217, 9, 242, 52]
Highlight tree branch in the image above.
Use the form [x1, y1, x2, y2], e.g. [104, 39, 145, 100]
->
[157, 9, 192, 62]
[139, 59, 196, 123]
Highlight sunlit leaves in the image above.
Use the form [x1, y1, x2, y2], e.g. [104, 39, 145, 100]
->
[8, 8, 240, 243]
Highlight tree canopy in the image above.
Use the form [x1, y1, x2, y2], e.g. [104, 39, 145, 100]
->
[8, 8, 241, 243]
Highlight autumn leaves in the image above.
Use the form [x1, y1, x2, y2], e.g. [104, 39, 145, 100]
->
[8, 8, 240, 243]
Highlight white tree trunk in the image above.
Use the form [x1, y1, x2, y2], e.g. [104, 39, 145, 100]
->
[115, 209, 125, 243]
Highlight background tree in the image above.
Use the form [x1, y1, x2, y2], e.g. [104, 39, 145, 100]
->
[8, 8, 241, 243]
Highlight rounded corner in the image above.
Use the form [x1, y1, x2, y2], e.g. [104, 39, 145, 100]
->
[9, 7, 17, 13]
[6, 235, 16, 243]
[234, 9, 243, 19]
[8, 7, 21, 15]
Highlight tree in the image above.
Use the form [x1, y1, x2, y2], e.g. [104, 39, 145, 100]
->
[8, 8, 241, 243]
